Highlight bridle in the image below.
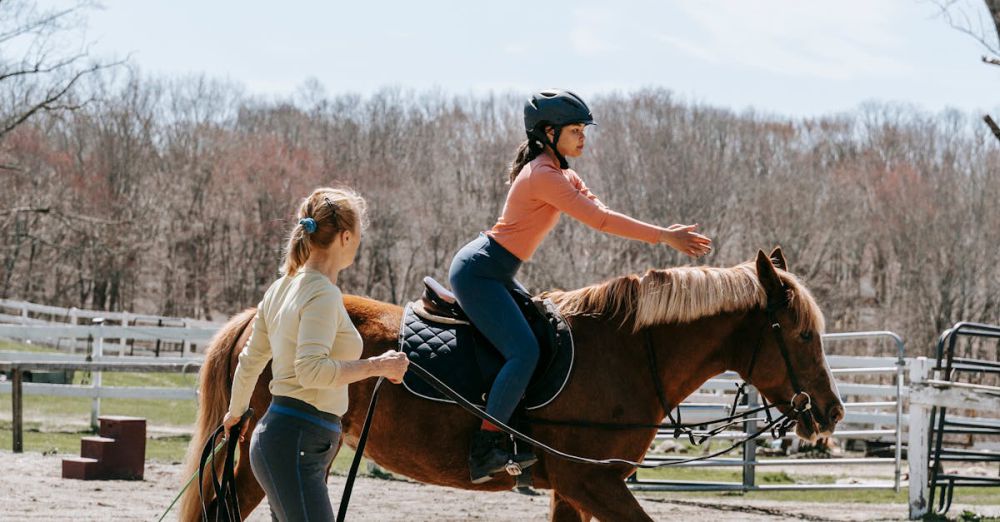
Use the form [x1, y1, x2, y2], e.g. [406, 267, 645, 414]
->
[740, 286, 816, 436]
[645, 286, 816, 444]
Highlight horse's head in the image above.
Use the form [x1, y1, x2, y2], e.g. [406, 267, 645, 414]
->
[736, 248, 844, 443]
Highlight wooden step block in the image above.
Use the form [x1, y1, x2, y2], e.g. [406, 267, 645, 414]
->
[80, 436, 116, 460]
[62, 457, 102, 480]
[97, 416, 146, 480]
[99, 416, 146, 443]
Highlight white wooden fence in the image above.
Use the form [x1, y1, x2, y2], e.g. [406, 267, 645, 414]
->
[0, 300, 222, 428]
[0, 298, 221, 329]
[0, 298, 222, 357]
[0, 360, 202, 453]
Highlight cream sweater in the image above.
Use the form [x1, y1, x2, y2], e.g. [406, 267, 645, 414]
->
[227, 267, 363, 417]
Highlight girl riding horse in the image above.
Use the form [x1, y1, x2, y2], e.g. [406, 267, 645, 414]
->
[449, 89, 714, 483]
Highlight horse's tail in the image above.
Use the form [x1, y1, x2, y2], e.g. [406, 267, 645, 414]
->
[177, 308, 256, 522]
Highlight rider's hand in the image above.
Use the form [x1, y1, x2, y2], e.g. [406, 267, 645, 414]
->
[222, 411, 251, 442]
[373, 350, 410, 384]
[660, 224, 712, 259]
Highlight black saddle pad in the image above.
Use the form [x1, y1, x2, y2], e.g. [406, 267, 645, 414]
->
[397, 300, 574, 410]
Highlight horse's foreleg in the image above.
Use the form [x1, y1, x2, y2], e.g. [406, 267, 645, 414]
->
[550, 468, 653, 522]
[550, 490, 590, 521]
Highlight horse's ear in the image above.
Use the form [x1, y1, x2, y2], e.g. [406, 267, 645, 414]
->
[756, 250, 784, 300]
[769, 247, 787, 271]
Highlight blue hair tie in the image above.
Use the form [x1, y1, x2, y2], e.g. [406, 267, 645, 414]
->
[298, 217, 317, 234]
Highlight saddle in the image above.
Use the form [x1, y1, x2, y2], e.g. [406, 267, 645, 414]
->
[398, 277, 574, 410]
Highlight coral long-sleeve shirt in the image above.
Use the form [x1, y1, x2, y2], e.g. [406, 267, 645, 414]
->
[487, 155, 662, 261]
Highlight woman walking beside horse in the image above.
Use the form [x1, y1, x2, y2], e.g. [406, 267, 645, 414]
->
[205, 187, 409, 522]
[450, 89, 713, 483]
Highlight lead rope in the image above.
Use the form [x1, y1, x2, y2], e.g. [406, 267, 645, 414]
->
[336, 377, 384, 522]
[157, 438, 226, 522]
[197, 408, 254, 522]
[405, 361, 799, 469]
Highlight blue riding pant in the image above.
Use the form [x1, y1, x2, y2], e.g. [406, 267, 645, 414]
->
[248, 395, 341, 522]
[449, 233, 540, 424]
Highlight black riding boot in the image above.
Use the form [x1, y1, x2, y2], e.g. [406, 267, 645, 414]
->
[469, 430, 537, 484]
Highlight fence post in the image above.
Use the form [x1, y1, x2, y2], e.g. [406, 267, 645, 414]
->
[908, 357, 931, 520]
[742, 385, 758, 490]
[894, 337, 906, 492]
[155, 318, 163, 357]
[182, 320, 191, 358]
[68, 307, 79, 354]
[12, 367, 23, 453]
[119, 311, 129, 358]
[19, 303, 28, 325]
[90, 318, 105, 430]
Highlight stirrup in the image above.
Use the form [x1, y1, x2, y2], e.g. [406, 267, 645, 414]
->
[504, 460, 523, 476]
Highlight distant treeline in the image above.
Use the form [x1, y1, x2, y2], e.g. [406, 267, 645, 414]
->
[2, 75, 998, 354]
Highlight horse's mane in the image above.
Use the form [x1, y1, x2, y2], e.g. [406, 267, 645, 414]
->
[543, 263, 824, 332]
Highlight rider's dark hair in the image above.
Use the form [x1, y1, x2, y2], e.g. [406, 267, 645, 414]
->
[507, 137, 546, 184]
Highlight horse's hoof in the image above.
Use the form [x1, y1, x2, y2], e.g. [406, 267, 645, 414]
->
[514, 486, 541, 496]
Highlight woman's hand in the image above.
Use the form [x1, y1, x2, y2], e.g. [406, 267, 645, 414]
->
[372, 350, 410, 384]
[660, 224, 713, 258]
[222, 411, 251, 442]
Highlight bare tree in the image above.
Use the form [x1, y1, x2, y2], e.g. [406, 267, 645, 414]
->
[1, 78, 997, 352]
[933, 1, 1000, 142]
[933, 0, 1000, 57]
[0, 0, 114, 145]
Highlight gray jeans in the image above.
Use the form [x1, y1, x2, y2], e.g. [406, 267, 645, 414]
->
[249, 396, 341, 522]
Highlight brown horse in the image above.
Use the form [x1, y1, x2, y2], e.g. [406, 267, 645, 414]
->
[179, 248, 844, 521]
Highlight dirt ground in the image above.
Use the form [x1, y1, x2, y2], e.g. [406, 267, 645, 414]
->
[2, 451, 999, 521]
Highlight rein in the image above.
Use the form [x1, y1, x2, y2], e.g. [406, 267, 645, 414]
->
[197, 408, 254, 522]
[404, 360, 800, 469]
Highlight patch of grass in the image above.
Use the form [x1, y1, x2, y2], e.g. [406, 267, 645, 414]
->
[635, 465, 798, 485]
[954, 510, 1000, 522]
[0, 338, 62, 353]
[759, 471, 795, 484]
[0, 425, 193, 462]
[72, 370, 199, 388]
[0, 421, 370, 478]
[0, 393, 197, 427]
[2, 351, 198, 427]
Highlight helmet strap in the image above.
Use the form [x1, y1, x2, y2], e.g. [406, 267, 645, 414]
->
[550, 126, 569, 169]
[529, 126, 568, 169]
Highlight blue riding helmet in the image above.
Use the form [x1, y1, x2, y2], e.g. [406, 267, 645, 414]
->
[523, 89, 596, 168]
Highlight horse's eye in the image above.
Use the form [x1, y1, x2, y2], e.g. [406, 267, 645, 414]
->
[799, 331, 813, 342]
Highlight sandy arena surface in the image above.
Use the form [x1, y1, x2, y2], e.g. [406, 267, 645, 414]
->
[2, 451, 999, 521]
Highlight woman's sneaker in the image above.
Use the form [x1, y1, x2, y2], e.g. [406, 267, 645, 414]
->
[469, 430, 537, 484]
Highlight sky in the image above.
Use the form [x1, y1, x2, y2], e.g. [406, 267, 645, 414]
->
[82, 0, 1000, 119]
